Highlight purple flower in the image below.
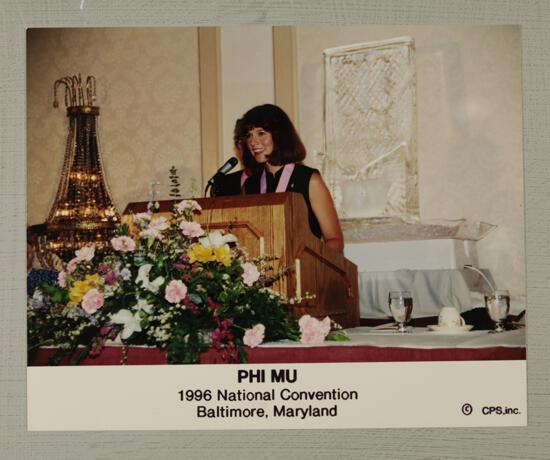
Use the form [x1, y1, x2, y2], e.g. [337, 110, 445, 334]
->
[120, 268, 132, 280]
[87, 315, 99, 326]
[211, 330, 221, 342]
[98, 263, 111, 274]
[32, 298, 46, 310]
[67, 308, 80, 319]
[103, 270, 118, 286]
[76, 307, 100, 326]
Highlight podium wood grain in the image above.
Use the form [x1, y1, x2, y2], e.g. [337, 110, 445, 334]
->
[123, 193, 359, 328]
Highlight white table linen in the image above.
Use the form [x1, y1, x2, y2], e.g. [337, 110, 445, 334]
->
[260, 326, 525, 349]
[357, 269, 473, 318]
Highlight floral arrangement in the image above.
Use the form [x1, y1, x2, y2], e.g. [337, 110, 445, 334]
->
[28, 199, 347, 365]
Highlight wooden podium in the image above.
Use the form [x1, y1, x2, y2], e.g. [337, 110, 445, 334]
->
[123, 193, 359, 328]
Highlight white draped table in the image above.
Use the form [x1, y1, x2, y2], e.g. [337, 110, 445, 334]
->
[260, 326, 526, 349]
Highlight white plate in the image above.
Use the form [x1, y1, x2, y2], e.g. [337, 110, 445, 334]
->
[427, 325, 474, 334]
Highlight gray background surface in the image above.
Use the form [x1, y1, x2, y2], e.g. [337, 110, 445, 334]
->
[1, 1, 548, 458]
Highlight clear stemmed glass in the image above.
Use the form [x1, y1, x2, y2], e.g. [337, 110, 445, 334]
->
[484, 290, 510, 333]
[388, 291, 413, 333]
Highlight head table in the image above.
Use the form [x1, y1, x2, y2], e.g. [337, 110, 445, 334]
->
[29, 327, 525, 365]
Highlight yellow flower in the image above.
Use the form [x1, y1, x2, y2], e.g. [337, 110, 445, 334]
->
[214, 246, 232, 267]
[68, 280, 91, 305]
[85, 273, 102, 285]
[188, 244, 216, 264]
[68, 273, 103, 305]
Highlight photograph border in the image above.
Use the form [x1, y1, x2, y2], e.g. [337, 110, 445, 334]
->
[2, 0, 549, 458]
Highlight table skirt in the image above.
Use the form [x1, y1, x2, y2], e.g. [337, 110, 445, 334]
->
[29, 343, 525, 366]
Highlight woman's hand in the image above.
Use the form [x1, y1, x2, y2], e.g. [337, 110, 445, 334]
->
[309, 173, 344, 252]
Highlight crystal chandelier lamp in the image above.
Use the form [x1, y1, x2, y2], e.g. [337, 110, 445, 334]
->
[33, 75, 120, 267]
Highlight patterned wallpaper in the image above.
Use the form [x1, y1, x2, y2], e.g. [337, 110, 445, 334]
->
[27, 27, 202, 225]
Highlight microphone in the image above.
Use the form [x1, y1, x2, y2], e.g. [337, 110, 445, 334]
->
[207, 157, 239, 185]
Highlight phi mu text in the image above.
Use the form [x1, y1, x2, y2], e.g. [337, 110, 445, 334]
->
[237, 369, 297, 383]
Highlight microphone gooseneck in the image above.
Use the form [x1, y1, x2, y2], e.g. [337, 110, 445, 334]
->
[207, 157, 238, 186]
[204, 157, 239, 196]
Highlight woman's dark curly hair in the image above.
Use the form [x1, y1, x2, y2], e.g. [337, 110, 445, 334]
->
[234, 104, 306, 170]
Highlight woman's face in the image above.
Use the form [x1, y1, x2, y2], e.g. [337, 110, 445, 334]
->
[245, 127, 274, 164]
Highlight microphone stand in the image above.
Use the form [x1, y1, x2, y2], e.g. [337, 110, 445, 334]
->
[463, 264, 496, 294]
[204, 157, 239, 197]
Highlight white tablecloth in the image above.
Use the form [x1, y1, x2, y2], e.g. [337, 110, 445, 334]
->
[357, 269, 473, 318]
[260, 327, 525, 350]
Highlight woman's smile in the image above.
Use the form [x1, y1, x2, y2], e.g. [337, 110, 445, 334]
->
[246, 127, 274, 163]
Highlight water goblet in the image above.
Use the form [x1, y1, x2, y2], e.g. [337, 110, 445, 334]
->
[484, 290, 510, 333]
[388, 291, 413, 333]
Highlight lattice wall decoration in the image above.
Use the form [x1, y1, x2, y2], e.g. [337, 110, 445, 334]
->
[323, 37, 419, 221]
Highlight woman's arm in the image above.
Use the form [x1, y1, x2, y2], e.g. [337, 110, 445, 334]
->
[309, 173, 344, 252]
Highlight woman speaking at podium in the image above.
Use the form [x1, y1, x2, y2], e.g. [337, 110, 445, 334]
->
[233, 104, 344, 253]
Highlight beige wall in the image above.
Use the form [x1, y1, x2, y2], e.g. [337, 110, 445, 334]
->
[296, 25, 524, 294]
[220, 26, 274, 161]
[27, 27, 202, 224]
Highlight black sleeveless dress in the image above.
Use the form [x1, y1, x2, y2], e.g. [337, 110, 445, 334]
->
[210, 170, 246, 197]
[243, 164, 323, 239]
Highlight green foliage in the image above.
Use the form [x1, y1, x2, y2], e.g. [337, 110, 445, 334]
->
[325, 332, 350, 342]
[168, 165, 182, 199]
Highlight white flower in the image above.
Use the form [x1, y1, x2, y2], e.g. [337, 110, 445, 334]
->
[136, 264, 165, 293]
[32, 288, 44, 302]
[103, 284, 118, 298]
[120, 268, 132, 280]
[135, 297, 153, 314]
[199, 230, 238, 248]
[110, 309, 141, 340]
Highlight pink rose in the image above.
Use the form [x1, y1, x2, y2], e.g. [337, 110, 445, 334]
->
[111, 236, 136, 252]
[75, 245, 95, 261]
[148, 217, 169, 231]
[177, 200, 202, 214]
[58, 270, 68, 288]
[66, 257, 79, 274]
[241, 262, 260, 286]
[298, 315, 331, 345]
[81, 288, 104, 314]
[164, 279, 188, 303]
[139, 227, 161, 239]
[243, 323, 265, 348]
[179, 221, 205, 237]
